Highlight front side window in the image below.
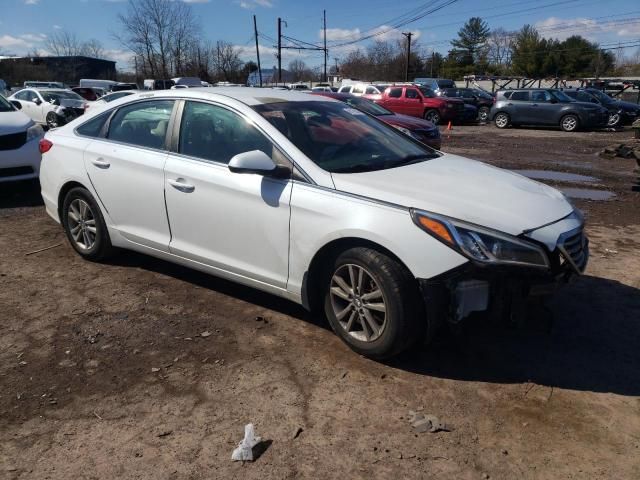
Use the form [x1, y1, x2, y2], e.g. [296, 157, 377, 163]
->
[388, 88, 402, 98]
[179, 101, 272, 164]
[549, 90, 573, 102]
[365, 86, 378, 95]
[107, 100, 174, 149]
[531, 90, 551, 102]
[40, 90, 83, 104]
[253, 100, 439, 173]
[418, 87, 435, 98]
[405, 89, 419, 99]
[338, 86, 351, 93]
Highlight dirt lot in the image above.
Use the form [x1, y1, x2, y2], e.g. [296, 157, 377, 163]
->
[1, 125, 639, 479]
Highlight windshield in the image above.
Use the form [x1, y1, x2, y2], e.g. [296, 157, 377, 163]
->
[40, 90, 84, 103]
[587, 89, 614, 104]
[253, 101, 439, 173]
[344, 97, 394, 116]
[550, 90, 573, 102]
[0, 95, 15, 112]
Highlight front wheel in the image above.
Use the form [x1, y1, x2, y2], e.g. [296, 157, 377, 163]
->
[424, 109, 441, 124]
[560, 114, 579, 132]
[46, 112, 60, 129]
[607, 112, 622, 128]
[62, 187, 114, 261]
[323, 247, 426, 359]
[494, 112, 510, 128]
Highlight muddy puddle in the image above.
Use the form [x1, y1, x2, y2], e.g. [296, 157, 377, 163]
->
[560, 187, 617, 201]
[513, 169, 599, 183]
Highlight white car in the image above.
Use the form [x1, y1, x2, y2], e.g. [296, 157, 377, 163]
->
[8, 88, 86, 128]
[39, 88, 588, 359]
[338, 84, 385, 96]
[0, 94, 44, 182]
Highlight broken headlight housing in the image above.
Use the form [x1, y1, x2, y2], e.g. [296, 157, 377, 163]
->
[411, 209, 550, 268]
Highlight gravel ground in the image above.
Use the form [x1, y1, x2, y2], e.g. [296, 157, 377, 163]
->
[1, 124, 639, 479]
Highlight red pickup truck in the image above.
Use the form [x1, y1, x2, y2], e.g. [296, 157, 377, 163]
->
[366, 85, 465, 124]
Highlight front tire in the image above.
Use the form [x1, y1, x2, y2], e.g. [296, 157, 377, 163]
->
[424, 109, 441, 124]
[494, 112, 510, 128]
[62, 187, 114, 261]
[46, 112, 60, 129]
[323, 247, 425, 359]
[560, 114, 579, 132]
[607, 112, 622, 128]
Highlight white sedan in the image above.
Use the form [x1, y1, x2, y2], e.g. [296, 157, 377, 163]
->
[0, 94, 44, 182]
[39, 88, 588, 359]
[8, 88, 86, 128]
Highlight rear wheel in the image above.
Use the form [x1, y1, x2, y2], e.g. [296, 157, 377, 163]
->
[560, 114, 579, 132]
[323, 247, 426, 359]
[607, 112, 622, 128]
[46, 112, 60, 129]
[62, 187, 114, 261]
[494, 112, 510, 128]
[478, 106, 490, 122]
[424, 109, 441, 124]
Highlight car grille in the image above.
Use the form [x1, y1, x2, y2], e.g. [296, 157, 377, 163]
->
[558, 227, 589, 273]
[0, 131, 27, 151]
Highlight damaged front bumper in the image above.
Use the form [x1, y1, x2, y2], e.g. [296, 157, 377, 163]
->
[419, 217, 589, 326]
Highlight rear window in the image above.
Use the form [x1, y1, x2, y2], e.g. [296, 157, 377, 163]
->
[436, 79, 455, 89]
[388, 88, 402, 98]
[510, 91, 529, 101]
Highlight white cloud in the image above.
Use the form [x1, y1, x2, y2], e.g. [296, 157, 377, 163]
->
[181, 0, 211, 3]
[535, 16, 640, 41]
[53, 25, 62, 30]
[102, 48, 134, 67]
[0, 35, 32, 49]
[324, 28, 361, 42]
[322, 25, 421, 46]
[237, 0, 273, 9]
[24, 0, 39, 5]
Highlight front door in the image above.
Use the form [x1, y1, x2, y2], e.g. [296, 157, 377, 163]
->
[163, 100, 292, 287]
[84, 99, 175, 251]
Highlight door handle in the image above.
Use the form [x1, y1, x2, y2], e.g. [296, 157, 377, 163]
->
[91, 158, 110, 169]
[168, 178, 195, 193]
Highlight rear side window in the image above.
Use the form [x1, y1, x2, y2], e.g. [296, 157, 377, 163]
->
[352, 86, 364, 94]
[365, 86, 378, 94]
[510, 91, 529, 101]
[178, 101, 272, 164]
[76, 112, 110, 138]
[107, 100, 174, 149]
[388, 88, 402, 98]
[405, 89, 419, 99]
[338, 86, 351, 93]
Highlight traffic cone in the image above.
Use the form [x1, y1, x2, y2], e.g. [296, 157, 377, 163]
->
[447, 121, 452, 131]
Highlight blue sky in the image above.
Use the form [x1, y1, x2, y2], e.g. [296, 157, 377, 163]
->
[1, 0, 639, 69]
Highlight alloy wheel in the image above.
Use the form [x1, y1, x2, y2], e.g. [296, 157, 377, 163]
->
[607, 113, 620, 127]
[425, 111, 440, 124]
[67, 199, 97, 250]
[46, 113, 59, 129]
[495, 113, 509, 128]
[562, 116, 578, 131]
[478, 107, 489, 122]
[329, 264, 387, 342]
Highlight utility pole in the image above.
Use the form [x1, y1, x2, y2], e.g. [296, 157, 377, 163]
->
[323, 10, 327, 82]
[334, 57, 339, 73]
[402, 32, 412, 82]
[253, 15, 262, 87]
[430, 51, 434, 77]
[277, 17, 282, 84]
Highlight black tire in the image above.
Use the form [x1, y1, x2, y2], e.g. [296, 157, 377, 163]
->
[560, 114, 579, 132]
[323, 247, 426, 359]
[478, 106, 490, 122]
[46, 112, 60, 129]
[494, 112, 510, 128]
[62, 187, 114, 261]
[424, 109, 441, 124]
[607, 112, 622, 128]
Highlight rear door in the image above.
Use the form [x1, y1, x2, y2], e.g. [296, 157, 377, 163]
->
[83, 99, 175, 251]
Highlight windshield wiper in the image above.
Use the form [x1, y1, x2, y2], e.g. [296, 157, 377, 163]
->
[332, 162, 382, 173]
[392, 154, 434, 167]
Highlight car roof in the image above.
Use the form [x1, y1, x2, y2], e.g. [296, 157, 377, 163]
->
[111, 87, 334, 106]
[310, 92, 354, 100]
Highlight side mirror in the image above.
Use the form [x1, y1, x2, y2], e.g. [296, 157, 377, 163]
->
[32, 98, 42, 105]
[228, 150, 289, 178]
[10, 100, 22, 110]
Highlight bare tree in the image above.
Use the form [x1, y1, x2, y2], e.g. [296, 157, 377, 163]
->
[81, 39, 105, 59]
[211, 41, 242, 81]
[46, 30, 83, 56]
[288, 59, 308, 82]
[487, 28, 514, 69]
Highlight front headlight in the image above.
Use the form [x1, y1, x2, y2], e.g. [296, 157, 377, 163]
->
[411, 209, 550, 268]
[26, 124, 44, 142]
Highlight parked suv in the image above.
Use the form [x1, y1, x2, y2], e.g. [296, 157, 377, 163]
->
[440, 87, 494, 122]
[490, 89, 609, 132]
[374, 85, 465, 124]
[338, 84, 385, 96]
[562, 88, 640, 128]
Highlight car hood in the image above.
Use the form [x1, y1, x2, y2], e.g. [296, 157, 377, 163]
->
[330, 153, 573, 236]
[0, 110, 33, 135]
[382, 113, 437, 130]
[54, 98, 85, 109]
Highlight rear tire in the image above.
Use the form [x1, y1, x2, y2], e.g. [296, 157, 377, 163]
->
[607, 112, 622, 128]
[323, 247, 426, 359]
[560, 114, 579, 132]
[62, 187, 114, 261]
[494, 112, 510, 128]
[478, 106, 490, 122]
[424, 109, 441, 124]
[46, 112, 59, 129]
